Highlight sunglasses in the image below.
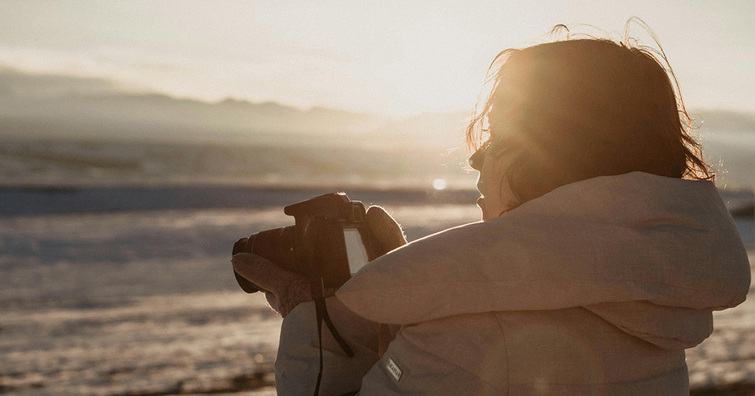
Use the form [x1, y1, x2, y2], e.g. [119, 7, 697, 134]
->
[468, 140, 492, 171]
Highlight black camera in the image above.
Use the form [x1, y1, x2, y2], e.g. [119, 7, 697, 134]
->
[232, 192, 380, 294]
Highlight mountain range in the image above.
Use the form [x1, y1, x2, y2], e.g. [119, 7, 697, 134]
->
[0, 66, 474, 148]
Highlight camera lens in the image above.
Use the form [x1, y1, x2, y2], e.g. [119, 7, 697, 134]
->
[232, 237, 251, 255]
[233, 226, 298, 293]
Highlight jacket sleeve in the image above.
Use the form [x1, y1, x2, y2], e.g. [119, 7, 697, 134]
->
[274, 297, 381, 396]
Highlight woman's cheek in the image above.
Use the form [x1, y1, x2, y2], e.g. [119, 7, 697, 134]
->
[479, 168, 503, 219]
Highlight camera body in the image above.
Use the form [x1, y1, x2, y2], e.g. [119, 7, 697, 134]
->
[233, 192, 378, 293]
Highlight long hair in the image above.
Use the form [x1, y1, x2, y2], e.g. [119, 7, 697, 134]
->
[466, 20, 711, 204]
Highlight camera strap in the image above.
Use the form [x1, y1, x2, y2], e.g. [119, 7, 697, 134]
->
[312, 284, 354, 396]
[315, 296, 355, 357]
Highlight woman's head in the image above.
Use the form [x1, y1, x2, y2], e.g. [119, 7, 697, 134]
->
[467, 25, 711, 217]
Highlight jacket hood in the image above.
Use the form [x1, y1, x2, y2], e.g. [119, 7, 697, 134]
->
[337, 172, 751, 349]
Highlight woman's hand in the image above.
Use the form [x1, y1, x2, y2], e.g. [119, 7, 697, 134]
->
[231, 253, 312, 317]
[365, 205, 407, 255]
[232, 206, 406, 317]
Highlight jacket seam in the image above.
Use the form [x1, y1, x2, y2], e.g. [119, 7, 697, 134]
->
[492, 312, 510, 395]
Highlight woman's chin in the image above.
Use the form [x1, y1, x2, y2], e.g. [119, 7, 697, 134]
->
[477, 197, 488, 219]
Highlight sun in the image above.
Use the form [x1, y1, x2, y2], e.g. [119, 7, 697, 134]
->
[432, 178, 448, 190]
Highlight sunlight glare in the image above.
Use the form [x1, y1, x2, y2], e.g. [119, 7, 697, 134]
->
[433, 178, 447, 190]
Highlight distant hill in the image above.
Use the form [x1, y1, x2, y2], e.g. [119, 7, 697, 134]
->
[0, 67, 389, 144]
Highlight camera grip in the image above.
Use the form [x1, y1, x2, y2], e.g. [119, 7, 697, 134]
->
[307, 217, 353, 293]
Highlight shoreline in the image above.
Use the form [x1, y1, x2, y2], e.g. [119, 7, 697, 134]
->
[0, 184, 481, 218]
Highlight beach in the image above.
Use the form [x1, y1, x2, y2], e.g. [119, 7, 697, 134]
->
[1, 4, 754, 393]
[0, 187, 753, 395]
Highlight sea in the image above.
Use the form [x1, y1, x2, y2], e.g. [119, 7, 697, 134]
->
[0, 136, 754, 395]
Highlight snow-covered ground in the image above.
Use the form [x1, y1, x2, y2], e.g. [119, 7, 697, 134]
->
[0, 192, 752, 395]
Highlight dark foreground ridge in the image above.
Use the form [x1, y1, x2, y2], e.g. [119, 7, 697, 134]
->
[691, 383, 755, 396]
[1, 184, 752, 218]
[4, 373, 745, 395]
[0, 184, 481, 217]
[9, 374, 747, 395]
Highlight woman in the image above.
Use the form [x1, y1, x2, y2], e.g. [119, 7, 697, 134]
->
[233, 25, 751, 395]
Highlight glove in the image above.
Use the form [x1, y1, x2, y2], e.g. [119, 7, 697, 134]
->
[232, 205, 406, 317]
[366, 205, 408, 255]
[231, 253, 312, 317]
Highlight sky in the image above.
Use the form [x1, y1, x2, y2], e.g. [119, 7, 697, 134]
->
[0, 0, 753, 117]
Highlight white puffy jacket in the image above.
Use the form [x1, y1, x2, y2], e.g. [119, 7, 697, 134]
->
[275, 172, 751, 395]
